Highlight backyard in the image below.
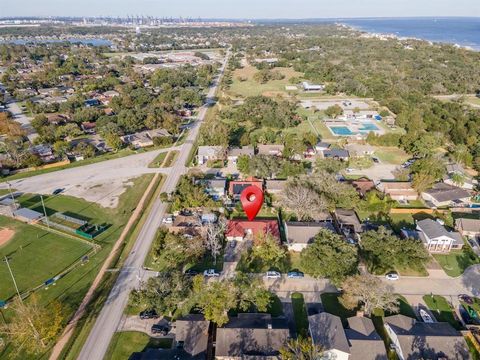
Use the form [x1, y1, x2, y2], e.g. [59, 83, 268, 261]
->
[104, 331, 172, 360]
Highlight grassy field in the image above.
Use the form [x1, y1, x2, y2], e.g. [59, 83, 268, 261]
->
[148, 151, 168, 168]
[293, 108, 337, 140]
[291, 292, 309, 337]
[228, 65, 304, 98]
[162, 151, 179, 168]
[433, 247, 479, 277]
[423, 294, 463, 330]
[374, 147, 410, 165]
[104, 331, 172, 360]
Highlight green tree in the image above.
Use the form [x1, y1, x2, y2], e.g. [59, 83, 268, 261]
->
[324, 105, 343, 119]
[280, 337, 324, 360]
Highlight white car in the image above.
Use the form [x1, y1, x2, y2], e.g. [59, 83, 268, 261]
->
[203, 269, 220, 277]
[162, 217, 173, 224]
[385, 272, 399, 281]
[419, 309, 434, 323]
[265, 271, 281, 279]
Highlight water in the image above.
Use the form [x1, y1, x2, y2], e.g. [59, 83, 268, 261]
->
[330, 126, 354, 136]
[0, 38, 112, 47]
[340, 17, 480, 50]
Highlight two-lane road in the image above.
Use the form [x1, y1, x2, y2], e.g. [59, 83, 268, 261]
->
[74, 51, 229, 360]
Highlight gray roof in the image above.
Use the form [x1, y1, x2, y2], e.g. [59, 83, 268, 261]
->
[456, 218, 480, 234]
[206, 179, 226, 189]
[308, 313, 350, 354]
[215, 313, 290, 358]
[345, 317, 387, 360]
[13, 208, 43, 221]
[175, 314, 210, 357]
[417, 219, 464, 244]
[384, 315, 470, 360]
[323, 149, 349, 158]
[335, 209, 363, 233]
[285, 222, 336, 245]
[197, 146, 223, 157]
[228, 146, 254, 157]
[257, 144, 284, 155]
[423, 183, 471, 203]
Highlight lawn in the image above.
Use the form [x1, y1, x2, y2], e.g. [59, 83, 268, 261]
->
[291, 293, 309, 337]
[228, 65, 304, 98]
[104, 331, 172, 360]
[162, 151, 179, 168]
[148, 151, 168, 168]
[395, 295, 417, 318]
[348, 157, 374, 170]
[374, 147, 410, 165]
[292, 108, 337, 140]
[433, 246, 479, 277]
[320, 293, 357, 321]
[0, 216, 92, 300]
[423, 294, 463, 330]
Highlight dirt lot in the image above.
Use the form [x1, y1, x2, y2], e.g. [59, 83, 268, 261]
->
[0, 228, 14, 246]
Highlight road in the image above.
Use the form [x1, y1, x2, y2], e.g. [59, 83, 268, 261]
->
[74, 50, 229, 360]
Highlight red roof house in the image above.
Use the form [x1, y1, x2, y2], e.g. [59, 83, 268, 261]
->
[225, 219, 280, 241]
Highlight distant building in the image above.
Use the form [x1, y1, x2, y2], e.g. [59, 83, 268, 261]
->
[302, 81, 324, 91]
[378, 181, 418, 202]
[120, 128, 171, 148]
[13, 208, 43, 223]
[416, 218, 464, 253]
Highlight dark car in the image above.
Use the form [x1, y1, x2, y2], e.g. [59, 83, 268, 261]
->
[287, 271, 304, 279]
[139, 309, 159, 320]
[372, 157, 380, 163]
[184, 269, 199, 276]
[52, 188, 65, 195]
[151, 324, 169, 335]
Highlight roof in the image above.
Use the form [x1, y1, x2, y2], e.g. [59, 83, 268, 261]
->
[417, 219, 463, 244]
[215, 313, 290, 358]
[380, 181, 415, 191]
[384, 315, 470, 360]
[228, 146, 254, 157]
[308, 313, 350, 354]
[345, 317, 387, 360]
[197, 146, 223, 157]
[316, 141, 331, 149]
[257, 144, 284, 155]
[175, 314, 210, 357]
[285, 222, 336, 245]
[346, 144, 375, 153]
[228, 179, 263, 195]
[323, 149, 349, 158]
[13, 208, 43, 221]
[456, 218, 480, 234]
[206, 179, 226, 189]
[351, 179, 375, 197]
[335, 209, 363, 233]
[226, 219, 280, 240]
[423, 183, 471, 203]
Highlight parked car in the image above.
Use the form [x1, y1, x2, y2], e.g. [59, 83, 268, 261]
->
[52, 188, 64, 195]
[419, 309, 434, 323]
[139, 309, 159, 320]
[287, 271, 304, 279]
[162, 216, 173, 224]
[151, 324, 169, 335]
[385, 272, 399, 281]
[204, 269, 220, 277]
[265, 271, 281, 279]
[184, 269, 199, 276]
[458, 294, 474, 305]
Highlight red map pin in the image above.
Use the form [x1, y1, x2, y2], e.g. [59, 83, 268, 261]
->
[240, 185, 264, 221]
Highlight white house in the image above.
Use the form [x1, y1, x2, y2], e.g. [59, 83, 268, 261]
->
[302, 81, 324, 91]
[421, 183, 471, 208]
[227, 146, 254, 164]
[416, 218, 464, 253]
[196, 146, 224, 165]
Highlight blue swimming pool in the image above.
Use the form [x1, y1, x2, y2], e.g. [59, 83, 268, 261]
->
[359, 123, 379, 131]
[330, 126, 354, 136]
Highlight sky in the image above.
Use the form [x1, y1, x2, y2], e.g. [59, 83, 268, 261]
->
[1, 0, 480, 19]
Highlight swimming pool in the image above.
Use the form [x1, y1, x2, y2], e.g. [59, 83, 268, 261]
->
[330, 126, 354, 136]
[359, 123, 379, 131]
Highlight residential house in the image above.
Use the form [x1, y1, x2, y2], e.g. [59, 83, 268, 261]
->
[350, 178, 375, 198]
[285, 221, 336, 252]
[345, 316, 388, 360]
[315, 141, 331, 152]
[265, 179, 287, 195]
[384, 314, 470, 360]
[444, 163, 478, 190]
[227, 146, 254, 164]
[84, 98, 100, 107]
[197, 146, 224, 165]
[81, 122, 96, 134]
[334, 209, 363, 234]
[168, 215, 202, 236]
[378, 181, 418, 202]
[455, 218, 480, 240]
[228, 178, 263, 200]
[225, 219, 280, 242]
[257, 144, 284, 157]
[416, 218, 464, 253]
[46, 113, 69, 125]
[120, 128, 171, 149]
[345, 144, 375, 157]
[215, 313, 290, 359]
[421, 183, 471, 208]
[204, 179, 226, 198]
[302, 81, 325, 91]
[323, 148, 349, 161]
[30, 144, 55, 163]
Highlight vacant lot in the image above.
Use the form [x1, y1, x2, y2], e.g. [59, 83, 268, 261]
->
[374, 147, 410, 165]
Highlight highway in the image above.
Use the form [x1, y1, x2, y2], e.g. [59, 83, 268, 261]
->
[75, 50, 229, 360]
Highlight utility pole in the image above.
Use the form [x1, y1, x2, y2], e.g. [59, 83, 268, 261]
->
[6, 181, 16, 208]
[40, 195, 49, 228]
[4, 256, 20, 298]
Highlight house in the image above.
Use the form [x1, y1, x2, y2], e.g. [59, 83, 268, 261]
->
[345, 144, 375, 157]
[257, 144, 284, 157]
[215, 313, 290, 359]
[303, 146, 316, 158]
[81, 122, 96, 134]
[421, 183, 471, 208]
[308, 313, 350, 360]
[285, 221, 336, 252]
[455, 218, 480, 240]
[84, 98, 100, 107]
[120, 128, 171, 148]
[225, 219, 280, 241]
[334, 209, 363, 234]
[227, 146, 254, 164]
[46, 113, 69, 125]
[378, 181, 418, 202]
[350, 178, 375, 198]
[197, 146, 224, 165]
[228, 178, 263, 200]
[265, 179, 287, 195]
[416, 218, 464, 253]
[302, 81, 325, 91]
[384, 314, 470, 360]
[205, 179, 226, 198]
[323, 148, 349, 161]
[30, 144, 55, 163]
[315, 141, 331, 152]
[444, 163, 478, 190]
[345, 316, 388, 360]
[168, 215, 202, 235]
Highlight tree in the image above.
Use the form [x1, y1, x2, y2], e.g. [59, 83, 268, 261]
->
[0, 295, 64, 356]
[281, 181, 328, 220]
[300, 229, 357, 284]
[315, 158, 347, 174]
[340, 274, 399, 316]
[324, 105, 343, 119]
[234, 273, 272, 313]
[205, 219, 226, 265]
[73, 142, 96, 158]
[280, 337, 324, 360]
[250, 233, 287, 266]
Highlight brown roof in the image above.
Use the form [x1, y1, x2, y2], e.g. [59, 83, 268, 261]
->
[285, 222, 336, 245]
[345, 317, 387, 360]
[335, 209, 363, 233]
[456, 218, 480, 234]
[175, 314, 210, 357]
[351, 179, 375, 197]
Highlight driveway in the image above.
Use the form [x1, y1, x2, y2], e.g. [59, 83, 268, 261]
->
[117, 315, 174, 339]
[348, 163, 398, 182]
